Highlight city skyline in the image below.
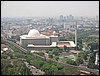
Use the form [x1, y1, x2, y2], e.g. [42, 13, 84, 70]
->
[1, 1, 99, 18]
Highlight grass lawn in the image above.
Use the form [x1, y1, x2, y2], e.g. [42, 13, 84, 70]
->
[58, 52, 78, 63]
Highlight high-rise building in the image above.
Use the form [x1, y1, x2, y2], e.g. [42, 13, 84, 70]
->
[60, 15, 63, 22]
[96, 15, 99, 21]
[67, 15, 74, 21]
[64, 16, 66, 22]
[1, 26, 3, 30]
[64, 23, 70, 32]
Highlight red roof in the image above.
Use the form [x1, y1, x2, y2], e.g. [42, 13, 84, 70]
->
[57, 41, 76, 47]
[57, 43, 71, 47]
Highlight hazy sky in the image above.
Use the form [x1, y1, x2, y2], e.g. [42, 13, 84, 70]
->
[1, 1, 99, 17]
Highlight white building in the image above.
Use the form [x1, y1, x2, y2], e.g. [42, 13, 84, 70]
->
[20, 29, 76, 51]
[20, 29, 58, 50]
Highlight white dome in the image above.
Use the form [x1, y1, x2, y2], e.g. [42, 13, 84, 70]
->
[28, 29, 40, 37]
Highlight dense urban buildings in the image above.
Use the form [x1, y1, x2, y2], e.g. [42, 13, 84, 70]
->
[1, 15, 99, 75]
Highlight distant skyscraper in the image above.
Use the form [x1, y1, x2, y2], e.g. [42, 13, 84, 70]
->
[96, 15, 99, 21]
[64, 16, 66, 22]
[48, 17, 53, 25]
[67, 15, 74, 21]
[69, 15, 74, 20]
[60, 15, 63, 22]
[1, 26, 3, 30]
[64, 23, 70, 32]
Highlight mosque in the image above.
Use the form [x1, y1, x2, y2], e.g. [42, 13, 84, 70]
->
[20, 29, 76, 51]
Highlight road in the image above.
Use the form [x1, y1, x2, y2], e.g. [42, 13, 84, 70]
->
[4, 39, 28, 53]
[3, 39, 99, 75]
[24, 62, 45, 75]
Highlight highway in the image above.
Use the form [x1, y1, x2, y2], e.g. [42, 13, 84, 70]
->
[3, 39, 99, 75]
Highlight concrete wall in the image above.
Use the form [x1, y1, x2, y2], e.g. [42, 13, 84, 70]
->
[21, 38, 50, 47]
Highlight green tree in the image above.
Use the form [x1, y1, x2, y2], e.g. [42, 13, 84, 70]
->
[88, 43, 99, 52]
[1, 60, 32, 75]
[25, 55, 33, 62]
[64, 45, 67, 51]
[1, 54, 8, 59]
[34, 52, 44, 56]
[66, 58, 76, 65]
[77, 39, 83, 50]
[76, 57, 83, 65]
[41, 63, 52, 75]
[32, 58, 46, 69]
[50, 65, 59, 75]
[56, 64, 64, 70]
[52, 50, 59, 56]
[62, 65, 80, 75]
[87, 52, 96, 69]
[87, 63, 96, 69]
[48, 54, 53, 58]
[55, 56, 59, 61]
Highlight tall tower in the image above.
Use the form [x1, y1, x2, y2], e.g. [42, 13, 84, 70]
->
[75, 21, 77, 50]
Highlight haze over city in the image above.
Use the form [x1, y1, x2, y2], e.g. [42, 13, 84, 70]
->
[1, 1, 99, 18]
[1, 1, 99, 75]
